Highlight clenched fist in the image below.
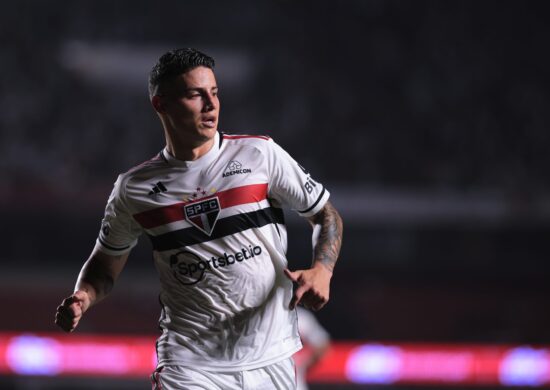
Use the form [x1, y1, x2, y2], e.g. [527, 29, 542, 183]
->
[55, 290, 91, 332]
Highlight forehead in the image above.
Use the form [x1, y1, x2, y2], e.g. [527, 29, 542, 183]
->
[176, 66, 217, 89]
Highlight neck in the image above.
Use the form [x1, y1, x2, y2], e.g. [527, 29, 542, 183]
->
[166, 136, 215, 161]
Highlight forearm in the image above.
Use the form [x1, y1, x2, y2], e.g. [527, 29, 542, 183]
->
[74, 250, 125, 308]
[56, 249, 128, 332]
[309, 201, 343, 273]
[284, 201, 342, 310]
[75, 260, 113, 306]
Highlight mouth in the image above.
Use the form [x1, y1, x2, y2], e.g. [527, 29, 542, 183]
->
[201, 115, 217, 128]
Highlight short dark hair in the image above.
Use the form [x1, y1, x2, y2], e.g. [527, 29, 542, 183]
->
[148, 48, 215, 97]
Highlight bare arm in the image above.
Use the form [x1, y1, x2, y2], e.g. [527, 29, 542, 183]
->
[308, 200, 343, 273]
[55, 248, 129, 332]
[285, 201, 343, 311]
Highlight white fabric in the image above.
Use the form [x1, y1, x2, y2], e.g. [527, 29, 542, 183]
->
[95, 132, 330, 371]
[151, 357, 296, 390]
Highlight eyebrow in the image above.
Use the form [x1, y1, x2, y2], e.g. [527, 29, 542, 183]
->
[184, 86, 218, 92]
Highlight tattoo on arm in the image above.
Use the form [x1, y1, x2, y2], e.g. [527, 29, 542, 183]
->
[80, 259, 115, 299]
[309, 201, 343, 272]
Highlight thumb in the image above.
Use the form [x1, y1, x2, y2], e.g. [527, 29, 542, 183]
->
[70, 290, 91, 311]
[284, 268, 299, 283]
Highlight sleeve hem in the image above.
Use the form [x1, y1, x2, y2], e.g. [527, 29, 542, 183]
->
[297, 189, 330, 218]
[94, 238, 137, 256]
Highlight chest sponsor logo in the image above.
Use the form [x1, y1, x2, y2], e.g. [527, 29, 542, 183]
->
[184, 197, 220, 236]
[223, 160, 252, 178]
[170, 245, 263, 285]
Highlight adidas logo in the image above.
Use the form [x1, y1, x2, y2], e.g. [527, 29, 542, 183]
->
[148, 181, 167, 195]
[222, 160, 252, 178]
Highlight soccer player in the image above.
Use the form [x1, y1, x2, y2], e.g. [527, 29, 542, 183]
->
[55, 48, 343, 389]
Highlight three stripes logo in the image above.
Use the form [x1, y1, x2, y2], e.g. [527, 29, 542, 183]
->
[148, 181, 167, 195]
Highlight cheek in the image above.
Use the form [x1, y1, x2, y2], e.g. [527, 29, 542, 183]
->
[167, 103, 198, 119]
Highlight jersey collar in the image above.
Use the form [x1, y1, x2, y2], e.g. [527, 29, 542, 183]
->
[162, 131, 220, 169]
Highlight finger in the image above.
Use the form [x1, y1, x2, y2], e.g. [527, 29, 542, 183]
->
[311, 299, 327, 311]
[311, 294, 328, 311]
[55, 313, 78, 332]
[300, 289, 328, 311]
[284, 268, 299, 283]
[298, 290, 316, 310]
[56, 304, 83, 331]
[57, 320, 77, 333]
[56, 309, 80, 328]
[61, 296, 76, 307]
[55, 308, 73, 322]
[289, 285, 308, 310]
[55, 316, 78, 333]
[58, 302, 82, 318]
[61, 291, 86, 308]
[72, 290, 88, 304]
[55, 314, 71, 331]
[56, 307, 81, 324]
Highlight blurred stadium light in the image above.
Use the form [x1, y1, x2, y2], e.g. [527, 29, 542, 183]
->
[1, 333, 549, 387]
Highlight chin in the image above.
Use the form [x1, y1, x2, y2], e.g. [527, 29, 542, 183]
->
[199, 126, 218, 138]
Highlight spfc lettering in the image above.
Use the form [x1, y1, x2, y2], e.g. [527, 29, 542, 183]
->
[184, 197, 221, 236]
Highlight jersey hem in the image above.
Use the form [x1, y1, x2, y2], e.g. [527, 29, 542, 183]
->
[156, 342, 302, 373]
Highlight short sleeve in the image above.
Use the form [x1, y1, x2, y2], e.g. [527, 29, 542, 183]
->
[95, 175, 142, 255]
[266, 139, 330, 217]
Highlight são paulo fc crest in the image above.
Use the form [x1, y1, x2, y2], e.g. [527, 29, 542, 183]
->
[184, 197, 221, 235]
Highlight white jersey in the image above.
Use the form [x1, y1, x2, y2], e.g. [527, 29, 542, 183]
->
[95, 131, 330, 371]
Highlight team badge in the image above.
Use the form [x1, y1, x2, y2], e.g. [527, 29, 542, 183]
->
[184, 197, 221, 235]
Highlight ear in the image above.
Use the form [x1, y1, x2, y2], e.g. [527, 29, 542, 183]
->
[151, 95, 165, 113]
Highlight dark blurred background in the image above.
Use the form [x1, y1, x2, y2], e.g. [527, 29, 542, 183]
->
[1, 0, 550, 389]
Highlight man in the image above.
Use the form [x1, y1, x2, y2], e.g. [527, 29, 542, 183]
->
[55, 48, 343, 390]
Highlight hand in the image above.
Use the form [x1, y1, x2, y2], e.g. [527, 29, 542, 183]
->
[55, 290, 91, 332]
[284, 264, 332, 311]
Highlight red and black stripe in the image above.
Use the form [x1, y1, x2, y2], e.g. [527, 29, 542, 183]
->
[134, 183, 268, 229]
[148, 206, 284, 251]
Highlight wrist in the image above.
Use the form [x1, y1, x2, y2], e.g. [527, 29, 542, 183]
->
[312, 261, 334, 275]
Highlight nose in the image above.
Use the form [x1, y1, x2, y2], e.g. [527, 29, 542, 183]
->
[203, 93, 216, 112]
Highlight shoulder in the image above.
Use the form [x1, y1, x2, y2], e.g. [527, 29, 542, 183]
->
[220, 132, 279, 156]
[221, 132, 273, 148]
[114, 152, 167, 196]
[221, 132, 272, 143]
[119, 152, 167, 180]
